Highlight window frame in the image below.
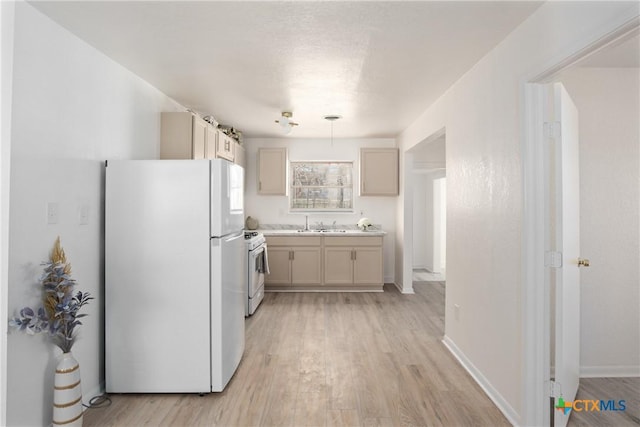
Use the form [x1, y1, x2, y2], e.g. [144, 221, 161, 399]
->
[289, 160, 355, 213]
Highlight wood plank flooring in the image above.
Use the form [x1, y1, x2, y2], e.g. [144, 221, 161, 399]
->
[83, 282, 510, 426]
[568, 377, 640, 426]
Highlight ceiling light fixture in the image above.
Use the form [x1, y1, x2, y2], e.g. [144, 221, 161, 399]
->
[275, 112, 298, 135]
[323, 115, 342, 146]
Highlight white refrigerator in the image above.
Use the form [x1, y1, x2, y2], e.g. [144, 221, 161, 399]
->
[105, 159, 246, 393]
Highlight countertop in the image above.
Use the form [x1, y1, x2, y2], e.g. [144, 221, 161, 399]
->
[257, 228, 387, 237]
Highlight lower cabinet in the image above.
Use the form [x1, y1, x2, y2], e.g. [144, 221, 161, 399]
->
[291, 247, 322, 285]
[265, 237, 322, 289]
[264, 247, 292, 285]
[324, 237, 383, 287]
[324, 247, 353, 285]
[265, 235, 383, 291]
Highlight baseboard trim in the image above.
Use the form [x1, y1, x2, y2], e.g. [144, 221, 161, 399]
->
[392, 281, 415, 294]
[442, 336, 521, 426]
[580, 365, 640, 378]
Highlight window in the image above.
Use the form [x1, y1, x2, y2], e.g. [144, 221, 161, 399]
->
[290, 161, 353, 212]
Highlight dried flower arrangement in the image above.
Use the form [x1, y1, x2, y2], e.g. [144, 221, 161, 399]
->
[9, 237, 93, 353]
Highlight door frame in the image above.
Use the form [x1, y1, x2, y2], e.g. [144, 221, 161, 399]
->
[402, 127, 446, 294]
[521, 19, 639, 426]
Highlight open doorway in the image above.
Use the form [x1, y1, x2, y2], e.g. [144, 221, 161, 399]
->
[408, 132, 446, 283]
[553, 32, 639, 426]
[524, 25, 639, 427]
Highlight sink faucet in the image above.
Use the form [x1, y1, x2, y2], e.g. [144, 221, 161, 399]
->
[304, 215, 310, 231]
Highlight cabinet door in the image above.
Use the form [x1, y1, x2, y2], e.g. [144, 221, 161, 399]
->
[353, 247, 383, 284]
[234, 143, 246, 168]
[291, 247, 322, 285]
[160, 112, 198, 159]
[205, 124, 217, 159]
[360, 148, 398, 196]
[258, 148, 287, 195]
[264, 247, 291, 285]
[324, 247, 353, 285]
[216, 131, 235, 161]
[192, 116, 207, 160]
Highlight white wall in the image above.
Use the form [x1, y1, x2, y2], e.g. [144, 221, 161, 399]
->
[395, 2, 639, 424]
[433, 177, 446, 273]
[412, 173, 431, 270]
[412, 171, 446, 272]
[244, 138, 396, 283]
[6, 3, 182, 425]
[560, 67, 640, 376]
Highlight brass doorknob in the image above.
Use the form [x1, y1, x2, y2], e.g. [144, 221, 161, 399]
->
[578, 258, 590, 267]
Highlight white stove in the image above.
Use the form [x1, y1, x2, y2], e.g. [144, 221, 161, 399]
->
[244, 231, 266, 316]
[244, 231, 265, 250]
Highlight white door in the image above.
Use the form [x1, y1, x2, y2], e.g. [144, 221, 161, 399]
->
[548, 83, 581, 426]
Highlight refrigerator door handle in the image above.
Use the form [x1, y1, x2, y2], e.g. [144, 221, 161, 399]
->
[223, 232, 244, 244]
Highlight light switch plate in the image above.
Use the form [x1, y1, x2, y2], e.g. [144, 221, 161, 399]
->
[47, 202, 59, 224]
[78, 204, 89, 225]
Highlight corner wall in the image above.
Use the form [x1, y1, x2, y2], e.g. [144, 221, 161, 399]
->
[395, 2, 639, 424]
[7, 3, 182, 425]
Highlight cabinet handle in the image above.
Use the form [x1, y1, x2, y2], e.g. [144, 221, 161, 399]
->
[259, 181, 262, 191]
[291, 250, 295, 261]
[353, 250, 357, 261]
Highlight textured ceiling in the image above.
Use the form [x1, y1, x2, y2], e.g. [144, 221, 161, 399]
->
[29, 1, 543, 138]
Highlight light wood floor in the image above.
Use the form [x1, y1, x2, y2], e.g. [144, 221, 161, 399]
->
[84, 282, 511, 426]
[568, 377, 640, 426]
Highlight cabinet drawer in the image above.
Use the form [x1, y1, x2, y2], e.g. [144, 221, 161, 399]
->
[323, 236, 383, 247]
[265, 236, 322, 246]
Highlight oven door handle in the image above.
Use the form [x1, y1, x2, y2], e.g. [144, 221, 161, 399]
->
[253, 245, 265, 272]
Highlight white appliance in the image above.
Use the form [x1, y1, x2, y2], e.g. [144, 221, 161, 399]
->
[244, 231, 266, 316]
[105, 159, 246, 393]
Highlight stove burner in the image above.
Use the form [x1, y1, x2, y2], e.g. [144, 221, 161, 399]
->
[244, 231, 259, 239]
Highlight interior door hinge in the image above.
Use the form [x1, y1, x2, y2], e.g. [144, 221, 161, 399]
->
[545, 251, 563, 268]
[543, 121, 561, 139]
[548, 380, 562, 398]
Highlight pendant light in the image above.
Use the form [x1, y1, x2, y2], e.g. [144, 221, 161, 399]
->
[323, 115, 341, 146]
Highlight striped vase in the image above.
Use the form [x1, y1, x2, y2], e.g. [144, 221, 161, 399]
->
[53, 352, 83, 426]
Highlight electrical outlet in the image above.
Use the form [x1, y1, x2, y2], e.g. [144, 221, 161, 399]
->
[47, 202, 59, 224]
